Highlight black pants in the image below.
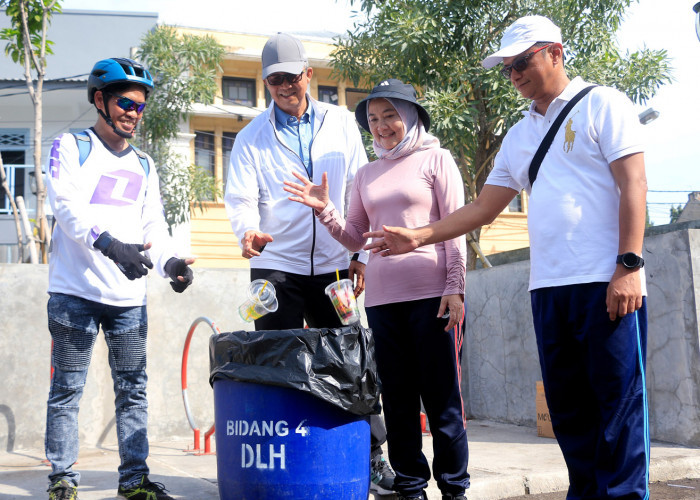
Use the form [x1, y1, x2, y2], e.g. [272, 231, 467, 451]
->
[251, 268, 348, 331]
[366, 296, 470, 497]
[250, 268, 387, 455]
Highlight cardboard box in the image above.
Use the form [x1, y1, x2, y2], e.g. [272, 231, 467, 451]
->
[536, 381, 555, 439]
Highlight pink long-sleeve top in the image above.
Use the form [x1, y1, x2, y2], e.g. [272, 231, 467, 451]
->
[316, 147, 466, 308]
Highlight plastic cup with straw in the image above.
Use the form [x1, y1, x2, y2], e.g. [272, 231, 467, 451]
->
[325, 268, 361, 325]
[238, 279, 278, 322]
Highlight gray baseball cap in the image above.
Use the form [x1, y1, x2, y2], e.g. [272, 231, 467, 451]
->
[262, 33, 308, 79]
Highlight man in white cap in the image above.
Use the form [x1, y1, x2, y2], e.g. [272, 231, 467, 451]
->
[364, 15, 649, 499]
[224, 32, 395, 496]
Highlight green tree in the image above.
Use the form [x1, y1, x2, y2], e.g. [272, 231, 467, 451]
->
[669, 204, 683, 224]
[334, 0, 672, 266]
[135, 25, 225, 229]
[1, 0, 61, 263]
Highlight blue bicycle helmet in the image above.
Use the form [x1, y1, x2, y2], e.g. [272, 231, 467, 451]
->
[87, 57, 154, 103]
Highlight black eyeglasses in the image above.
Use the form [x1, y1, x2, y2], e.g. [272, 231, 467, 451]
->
[266, 71, 305, 86]
[107, 92, 147, 114]
[500, 44, 552, 78]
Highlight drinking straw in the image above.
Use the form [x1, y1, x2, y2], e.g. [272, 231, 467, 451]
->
[258, 280, 268, 298]
[336, 269, 340, 282]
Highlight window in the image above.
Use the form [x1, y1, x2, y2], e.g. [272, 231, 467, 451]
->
[0, 151, 26, 215]
[345, 89, 369, 112]
[194, 130, 215, 178]
[318, 86, 338, 105]
[222, 132, 237, 185]
[508, 192, 523, 212]
[223, 77, 256, 106]
[0, 129, 28, 215]
[0, 131, 27, 147]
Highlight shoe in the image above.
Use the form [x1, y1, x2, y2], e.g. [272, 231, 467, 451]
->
[397, 492, 427, 500]
[117, 476, 174, 499]
[370, 454, 396, 495]
[442, 495, 467, 500]
[47, 479, 78, 500]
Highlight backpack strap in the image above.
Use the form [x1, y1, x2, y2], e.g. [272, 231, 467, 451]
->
[72, 131, 92, 167]
[71, 131, 149, 175]
[528, 84, 598, 187]
[131, 145, 150, 176]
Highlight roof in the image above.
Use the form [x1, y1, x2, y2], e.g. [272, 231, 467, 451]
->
[190, 102, 262, 120]
[0, 9, 158, 82]
[677, 192, 700, 223]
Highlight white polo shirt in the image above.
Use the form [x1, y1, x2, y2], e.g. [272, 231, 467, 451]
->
[486, 77, 647, 293]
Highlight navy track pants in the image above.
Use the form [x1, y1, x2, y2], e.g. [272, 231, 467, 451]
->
[531, 282, 649, 500]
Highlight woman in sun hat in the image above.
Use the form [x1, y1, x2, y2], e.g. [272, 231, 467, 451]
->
[284, 79, 470, 500]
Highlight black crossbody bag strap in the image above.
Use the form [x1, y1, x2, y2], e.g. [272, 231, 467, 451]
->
[528, 85, 598, 186]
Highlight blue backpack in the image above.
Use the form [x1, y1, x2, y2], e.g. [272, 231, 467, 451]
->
[72, 131, 150, 175]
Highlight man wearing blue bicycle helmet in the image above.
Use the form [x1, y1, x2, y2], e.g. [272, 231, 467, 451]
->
[87, 57, 154, 141]
[44, 57, 194, 500]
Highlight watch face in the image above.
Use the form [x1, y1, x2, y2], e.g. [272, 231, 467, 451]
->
[621, 253, 641, 268]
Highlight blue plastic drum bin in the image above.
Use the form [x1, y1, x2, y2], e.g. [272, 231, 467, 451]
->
[214, 379, 370, 500]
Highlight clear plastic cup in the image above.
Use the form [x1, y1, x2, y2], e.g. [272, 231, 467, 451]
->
[238, 279, 278, 322]
[324, 279, 361, 325]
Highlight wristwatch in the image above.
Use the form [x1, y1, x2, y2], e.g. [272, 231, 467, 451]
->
[616, 252, 644, 269]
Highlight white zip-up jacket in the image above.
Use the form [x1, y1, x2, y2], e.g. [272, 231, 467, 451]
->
[225, 96, 368, 275]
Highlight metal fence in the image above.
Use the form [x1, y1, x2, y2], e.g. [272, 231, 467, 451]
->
[1, 164, 46, 263]
[1, 164, 39, 216]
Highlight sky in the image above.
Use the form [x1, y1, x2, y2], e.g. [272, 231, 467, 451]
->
[616, 1, 700, 225]
[58, 0, 700, 225]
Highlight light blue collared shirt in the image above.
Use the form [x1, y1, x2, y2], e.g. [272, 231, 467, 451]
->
[273, 103, 315, 176]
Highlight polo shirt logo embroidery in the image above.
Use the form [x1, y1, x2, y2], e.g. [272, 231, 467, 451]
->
[563, 111, 579, 153]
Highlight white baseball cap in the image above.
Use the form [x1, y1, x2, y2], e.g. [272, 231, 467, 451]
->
[482, 15, 562, 69]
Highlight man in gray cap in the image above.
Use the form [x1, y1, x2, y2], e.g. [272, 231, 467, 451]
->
[224, 32, 394, 496]
[365, 15, 649, 500]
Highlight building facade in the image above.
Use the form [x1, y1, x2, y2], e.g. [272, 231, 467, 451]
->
[0, 11, 529, 265]
[0, 9, 158, 262]
[177, 27, 529, 268]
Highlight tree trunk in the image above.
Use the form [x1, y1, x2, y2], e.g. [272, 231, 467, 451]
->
[0, 158, 25, 262]
[34, 72, 49, 264]
[18, 0, 52, 264]
[16, 196, 38, 264]
[37, 1, 54, 262]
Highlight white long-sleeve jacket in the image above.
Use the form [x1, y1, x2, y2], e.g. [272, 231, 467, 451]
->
[46, 128, 176, 306]
[225, 97, 368, 275]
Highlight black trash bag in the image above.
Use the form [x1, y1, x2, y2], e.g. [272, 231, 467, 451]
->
[209, 325, 380, 416]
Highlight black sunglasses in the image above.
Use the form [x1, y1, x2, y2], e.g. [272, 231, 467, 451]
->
[501, 44, 552, 78]
[107, 92, 147, 114]
[266, 71, 305, 86]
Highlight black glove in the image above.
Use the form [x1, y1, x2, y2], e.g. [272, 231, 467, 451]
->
[164, 257, 194, 293]
[94, 231, 153, 280]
